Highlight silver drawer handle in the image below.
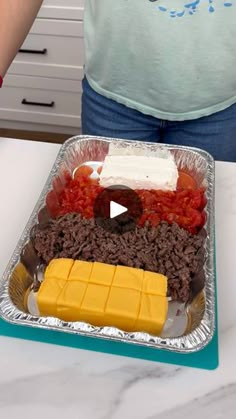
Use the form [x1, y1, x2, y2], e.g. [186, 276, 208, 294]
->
[22, 99, 55, 108]
[19, 48, 47, 55]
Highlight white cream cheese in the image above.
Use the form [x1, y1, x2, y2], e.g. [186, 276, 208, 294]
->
[100, 154, 178, 190]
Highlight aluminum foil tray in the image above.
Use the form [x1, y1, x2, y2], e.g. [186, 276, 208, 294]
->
[0, 136, 215, 353]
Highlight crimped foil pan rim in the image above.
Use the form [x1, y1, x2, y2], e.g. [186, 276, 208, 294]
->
[0, 135, 216, 353]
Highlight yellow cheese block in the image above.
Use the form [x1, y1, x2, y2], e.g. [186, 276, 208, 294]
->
[45, 258, 74, 281]
[69, 260, 93, 282]
[36, 259, 168, 335]
[38, 279, 65, 317]
[143, 271, 167, 297]
[105, 287, 141, 331]
[136, 294, 168, 335]
[57, 281, 88, 322]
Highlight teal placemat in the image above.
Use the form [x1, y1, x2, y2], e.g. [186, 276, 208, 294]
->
[0, 271, 218, 370]
[0, 316, 218, 370]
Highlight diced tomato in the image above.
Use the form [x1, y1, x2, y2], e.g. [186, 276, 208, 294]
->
[74, 165, 93, 179]
[52, 174, 207, 233]
[177, 170, 197, 190]
[148, 213, 160, 227]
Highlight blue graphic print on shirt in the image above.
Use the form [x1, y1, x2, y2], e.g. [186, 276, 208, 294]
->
[148, 0, 233, 18]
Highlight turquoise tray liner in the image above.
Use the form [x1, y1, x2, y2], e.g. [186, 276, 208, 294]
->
[0, 316, 218, 370]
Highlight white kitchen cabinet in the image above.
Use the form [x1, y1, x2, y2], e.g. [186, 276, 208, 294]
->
[0, 0, 84, 134]
[0, 75, 81, 128]
[8, 20, 84, 80]
[38, 0, 84, 20]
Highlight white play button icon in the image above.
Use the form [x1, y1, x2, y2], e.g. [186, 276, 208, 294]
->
[110, 201, 128, 219]
[94, 184, 143, 234]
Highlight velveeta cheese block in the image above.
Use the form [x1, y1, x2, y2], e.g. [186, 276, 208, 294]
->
[34, 259, 168, 335]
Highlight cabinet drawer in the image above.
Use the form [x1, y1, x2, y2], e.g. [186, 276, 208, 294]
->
[38, 0, 84, 20]
[15, 33, 83, 67]
[0, 76, 82, 128]
[8, 20, 84, 80]
[29, 18, 83, 37]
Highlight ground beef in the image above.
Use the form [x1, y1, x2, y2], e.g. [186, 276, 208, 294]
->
[32, 214, 206, 303]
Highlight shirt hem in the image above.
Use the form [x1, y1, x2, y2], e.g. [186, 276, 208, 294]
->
[86, 75, 236, 122]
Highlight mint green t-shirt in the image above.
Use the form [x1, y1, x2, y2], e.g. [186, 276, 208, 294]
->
[84, 0, 236, 121]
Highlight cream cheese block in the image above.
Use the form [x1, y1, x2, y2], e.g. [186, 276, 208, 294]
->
[100, 154, 178, 190]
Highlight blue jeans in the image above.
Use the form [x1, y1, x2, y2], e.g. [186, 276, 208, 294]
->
[82, 77, 236, 162]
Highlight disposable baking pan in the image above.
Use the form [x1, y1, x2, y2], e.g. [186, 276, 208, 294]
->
[0, 136, 215, 353]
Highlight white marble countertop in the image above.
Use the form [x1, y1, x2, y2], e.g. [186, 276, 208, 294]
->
[0, 137, 235, 419]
